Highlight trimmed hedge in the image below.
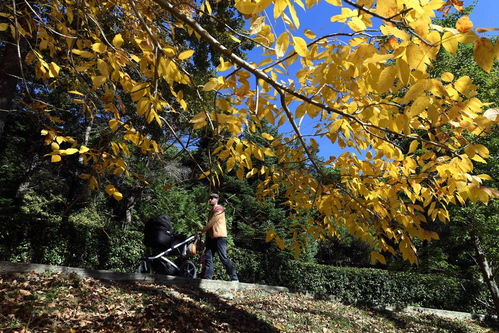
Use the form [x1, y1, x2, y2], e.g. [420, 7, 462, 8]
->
[227, 247, 487, 314]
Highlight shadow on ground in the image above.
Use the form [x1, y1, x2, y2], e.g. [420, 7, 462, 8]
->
[0, 272, 279, 333]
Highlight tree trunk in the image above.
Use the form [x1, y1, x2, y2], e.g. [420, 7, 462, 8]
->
[0, 0, 29, 142]
[471, 230, 499, 316]
[15, 154, 43, 198]
[124, 195, 136, 229]
[0, 41, 22, 141]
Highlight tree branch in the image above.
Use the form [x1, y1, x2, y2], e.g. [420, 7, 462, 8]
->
[154, 0, 455, 156]
[343, 0, 436, 47]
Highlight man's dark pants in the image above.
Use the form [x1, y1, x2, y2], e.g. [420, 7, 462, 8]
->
[203, 237, 238, 280]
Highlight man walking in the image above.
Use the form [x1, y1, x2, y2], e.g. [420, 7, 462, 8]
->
[200, 193, 238, 281]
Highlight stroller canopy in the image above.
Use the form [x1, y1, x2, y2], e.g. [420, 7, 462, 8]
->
[143, 214, 174, 250]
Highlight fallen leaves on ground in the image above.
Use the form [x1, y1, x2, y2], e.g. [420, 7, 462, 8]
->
[0, 272, 495, 333]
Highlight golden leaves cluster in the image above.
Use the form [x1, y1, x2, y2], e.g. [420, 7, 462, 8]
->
[10, 0, 196, 199]
[9, 0, 498, 263]
[199, 0, 498, 263]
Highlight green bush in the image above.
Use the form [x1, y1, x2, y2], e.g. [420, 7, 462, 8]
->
[230, 247, 487, 314]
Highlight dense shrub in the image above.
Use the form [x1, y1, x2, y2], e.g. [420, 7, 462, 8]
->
[229, 247, 488, 314]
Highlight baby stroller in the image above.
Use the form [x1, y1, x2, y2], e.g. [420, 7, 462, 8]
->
[136, 214, 199, 278]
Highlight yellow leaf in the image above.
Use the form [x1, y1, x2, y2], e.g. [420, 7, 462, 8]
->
[397, 58, 410, 85]
[261, 132, 274, 140]
[229, 34, 241, 43]
[473, 38, 495, 73]
[249, 16, 265, 35]
[325, 0, 342, 5]
[79, 146, 90, 154]
[62, 148, 79, 155]
[226, 157, 236, 171]
[408, 140, 419, 154]
[198, 170, 211, 179]
[292, 36, 308, 57]
[441, 72, 454, 82]
[476, 27, 499, 33]
[274, 0, 288, 18]
[0, 23, 9, 31]
[304, 30, 316, 40]
[263, 147, 275, 157]
[348, 16, 366, 32]
[406, 44, 428, 71]
[265, 230, 276, 242]
[71, 49, 94, 58]
[51, 155, 61, 163]
[113, 191, 123, 201]
[456, 15, 473, 33]
[48, 62, 60, 78]
[105, 184, 116, 195]
[370, 251, 386, 265]
[377, 66, 396, 93]
[274, 235, 285, 250]
[112, 34, 124, 48]
[137, 98, 151, 116]
[92, 42, 107, 53]
[471, 155, 487, 163]
[442, 31, 458, 55]
[275, 32, 289, 58]
[68, 90, 85, 96]
[91, 75, 107, 88]
[453, 75, 474, 95]
[474, 144, 489, 158]
[179, 49, 194, 60]
[235, 1, 257, 15]
[288, 3, 300, 29]
[97, 59, 109, 76]
[109, 119, 120, 132]
[204, 0, 212, 14]
[41, 129, 48, 135]
[236, 168, 244, 180]
[457, 30, 478, 44]
[203, 78, 220, 91]
[217, 57, 232, 71]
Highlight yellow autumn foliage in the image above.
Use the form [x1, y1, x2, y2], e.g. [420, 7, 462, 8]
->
[6, 0, 497, 264]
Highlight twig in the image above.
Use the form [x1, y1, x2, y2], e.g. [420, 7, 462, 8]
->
[343, 0, 436, 47]
[23, 0, 77, 39]
[263, 31, 376, 71]
[158, 115, 207, 176]
[278, 88, 324, 177]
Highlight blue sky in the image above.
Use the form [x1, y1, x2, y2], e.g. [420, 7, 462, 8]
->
[469, 0, 499, 36]
[244, 0, 498, 160]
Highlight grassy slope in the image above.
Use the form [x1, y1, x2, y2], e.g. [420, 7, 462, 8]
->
[0, 273, 495, 333]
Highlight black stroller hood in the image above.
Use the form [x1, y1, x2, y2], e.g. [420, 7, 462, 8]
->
[143, 214, 174, 250]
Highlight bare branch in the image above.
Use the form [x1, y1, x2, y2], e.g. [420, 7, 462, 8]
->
[278, 88, 324, 177]
[158, 115, 207, 176]
[264, 31, 377, 71]
[23, 0, 77, 39]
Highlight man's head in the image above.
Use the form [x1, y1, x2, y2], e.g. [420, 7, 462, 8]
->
[208, 193, 219, 206]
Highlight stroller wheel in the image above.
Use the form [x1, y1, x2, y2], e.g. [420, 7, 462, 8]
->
[179, 260, 197, 279]
[136, 260, 151, 274]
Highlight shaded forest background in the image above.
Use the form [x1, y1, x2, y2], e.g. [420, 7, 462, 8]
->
[0, 2, 497, 316]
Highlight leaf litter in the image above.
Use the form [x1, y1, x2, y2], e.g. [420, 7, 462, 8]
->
[0, 272, 495, 333]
